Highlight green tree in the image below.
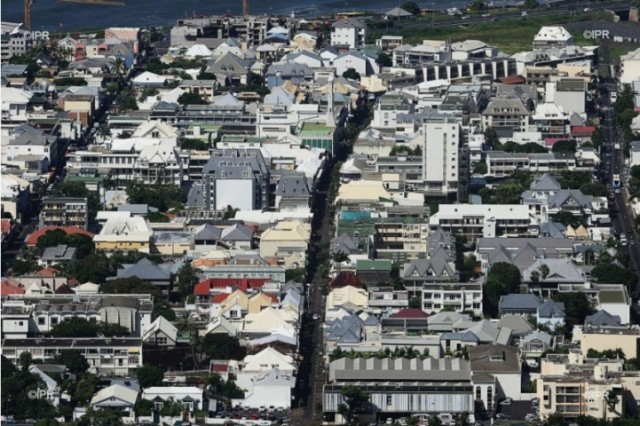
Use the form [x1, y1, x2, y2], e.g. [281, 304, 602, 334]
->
[551, 139, 577, 154]
[177, 262, 201, 299]
[78, 407, 124, 426]
[483, 263, 521, 317]
[100, 323, 131, 337]
[342, 68, 361, 81]
[180, 138, 209, 150]
[401, 1, 421, 15]
[332, 251, 351, 273]
[376, 52, 392, 67]
[472, 161, 487, 175]
[136, 364, 165, 388]
[50, 317, 100, 338]
[74, 373, 98, 403]
[552, 292, 594, 325]
[524, 0, 538, 8]
[551, 210, 580, 228]
[19, 351, 32, 372]
[337, 385, 369, 426]
[178, 92, 207, 105]
[53, 349, 90, 374]
[469, 0, 487, 11]
[591, 263, 637, 288]
[484, 127, 498, 147]
[200, 334, 246, 360]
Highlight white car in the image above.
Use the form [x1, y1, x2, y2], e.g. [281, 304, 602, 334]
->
[482, 13, 491, 17]
[500, 398, 513, 406]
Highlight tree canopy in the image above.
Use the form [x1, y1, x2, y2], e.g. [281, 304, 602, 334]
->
[483, 263, 522, 317]
[200, 334, 246, 360]
[342, 68, 361, 81]
[136, 364, 165, 388]
[401, 1, 421, 15]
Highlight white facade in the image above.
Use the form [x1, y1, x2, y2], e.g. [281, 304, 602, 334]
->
[422, 283, 483, 317]
[621, 48, 640, 84]
[233, 369, 295, 409]
[142, 387, 204, 412]
[422, 117, 461, 196]
[330, 20, 366, 49]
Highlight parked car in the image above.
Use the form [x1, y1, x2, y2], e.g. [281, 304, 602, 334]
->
[495, 414, 510, 420]
[500, 398, 513, 406]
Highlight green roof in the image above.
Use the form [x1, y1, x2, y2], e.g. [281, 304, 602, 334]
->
[356, 259, 392, 271]
[186, 123, 220, 131]
[599, 290, 626, 304]
[300, 122, 335, 135]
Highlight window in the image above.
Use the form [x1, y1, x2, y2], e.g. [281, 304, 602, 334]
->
[476, 386, 482, 401]
[386, 395, 392, 406]
[38, 317, 46, 325]
[51, 317, 59, 325]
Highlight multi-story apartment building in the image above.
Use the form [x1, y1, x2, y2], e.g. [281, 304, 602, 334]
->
[330, 18, 366, 50]
[429, 204, 535, 241]
[422, 116, 462, 197]
[1, 294, 154, 339]
[373, 220, 430, 262]
[187, 149, 270, 211]
[170, 15, 280, 47]
[422, 282, 483, 317]
[371, 93, 413, 130]
[538, 352, 627, 422]
[2, 337, 143, 376]
[1, 22, 35, 63]
[486, 152, 580, 177]
[41, 197, 89, 229]
[481, 97, 530, 135]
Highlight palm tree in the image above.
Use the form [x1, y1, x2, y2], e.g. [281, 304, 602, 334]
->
[177, 312, 200, 369]
[539, 264, 550, 280]
[331, 251, 351, 273]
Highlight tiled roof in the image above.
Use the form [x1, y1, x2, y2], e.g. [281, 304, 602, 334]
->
[389, 308, 429, 319]
[1, 219, 11, 235]
[1, 279, 25, 295]
[211, 293, 231, 303]
[330, 271, 364, 289]
[194, 278, 270, 296]
[26, 226, 94, 246]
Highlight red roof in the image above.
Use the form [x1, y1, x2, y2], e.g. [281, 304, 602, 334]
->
[210, 361, 230, 372]
[194, 278, 270, 296]
[1, 219, 11, 235]
[498, 75, 526, 85]
[330, 271, 364, 289]
[34, 266, 61, 277]
[211, 293, 231, 304]
[389, 308, 429, 319]
[26, 226, 94, 247]
[571, 126, 596, 136]
[544, 137, 569, 146]
[1, 279, 25, 295]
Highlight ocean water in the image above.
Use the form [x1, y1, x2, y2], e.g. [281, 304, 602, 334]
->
[2, 0, 470, 32]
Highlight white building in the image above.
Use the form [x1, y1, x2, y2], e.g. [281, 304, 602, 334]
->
[141, 386, 204, 412]
[330, 18, 366, 49]
[233, 368, 295, 409]
[422, 281, 483, 317]
[429, 204, 535, 240]
[422, 116, 462, 197]
[620, 47, 640, 84]
[533, 26, 574, 49]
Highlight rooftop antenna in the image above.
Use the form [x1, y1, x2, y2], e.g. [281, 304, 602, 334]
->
[326, 73, 336, 127]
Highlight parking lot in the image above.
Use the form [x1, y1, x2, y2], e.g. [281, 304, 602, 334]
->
[496, 399, 539, 422]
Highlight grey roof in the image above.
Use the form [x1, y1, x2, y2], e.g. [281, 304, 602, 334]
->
[523, 259, 586, 283]
[441, 330, 479, 343]
[530, 173, 562, 191]
[117, 204, 149, 215]
[499, 294, 543, 311]
[584, 310, 622, 327]
[276, 172, 310, 198]
[427, 228, 455, 253]
[194, 223, 222, 241]
[331, 18, 365, 29]
[385, 7, 413, 17]
[539, 221, 567, 238]
[221, 223, 254, 241]
[537, 300, 565, 318]
[187, 182, 204, 207]
[403, 247, 456, 278]
[326, 314, 363, 343]
[465, 320, 500, 343]
[497, 315, 534, 333]
[10, 124, 57, 146]
[266, 62, 314, 79]
[546, 189, 592, 209]
[208, 53, 252, 75]
[117, 258, 171, 281]
[41, 245, 77, 261]
[1, 64, 28, 77]
[482, 96, 529, 116]
[469, 343, 521, 373]
[521, 330, 553, 345]
[331, 233, 361, 255]
[329, 357, 471, 382]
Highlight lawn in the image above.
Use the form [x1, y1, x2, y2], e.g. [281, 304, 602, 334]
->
[368, 11, 612, 54]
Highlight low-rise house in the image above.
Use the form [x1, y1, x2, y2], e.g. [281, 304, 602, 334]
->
[39, 245, 77, 267]
[498, 294, 543, 316]
[520, 330, 554, 360]
[584, 310, 621, 327]
[259, 220, 310, 268]
[141, 386, 204, 413]
[94, 215, 153, 253]
[234, 368, 295, 409]
[537, 300, 565, 329]
[113, 258, 172, 294]
[90, 384, 138, 420]
[326, 285, 368, 313]
[469, 343, 522, 401]
[142, 316, 179, 347]
[356, 260, 392, 287]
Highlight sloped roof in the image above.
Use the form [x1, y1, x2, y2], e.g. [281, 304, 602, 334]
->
[221, 223, 254, 241]
[584, 309, 621, 326]
[499, 294, 543, 311]
[403, 247, 456, 278]
[390, 308, 428, 319]
[330, 271, 364, 289]
[331, 233, 360, 255]
[193, 278, 269, 295]
[385, 6, 413, 17]
[143, 316, 178, 342]
[194, 223, 222, 241]
[537, 300, 565, 318]
[90, 384, 138, 406]
[117, 258, 170, 281]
